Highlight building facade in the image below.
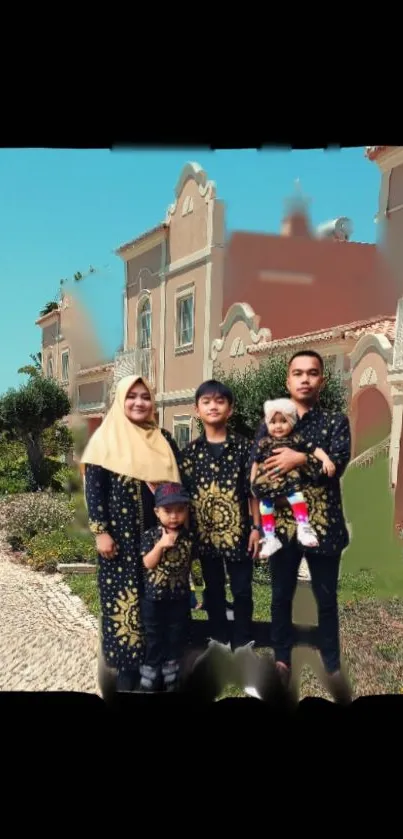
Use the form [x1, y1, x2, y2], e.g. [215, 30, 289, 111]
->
[366, 146, 403, 526]
[115, 162, 226, 447]
[36, 155, 400, 467]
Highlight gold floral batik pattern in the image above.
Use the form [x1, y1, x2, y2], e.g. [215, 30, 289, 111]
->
[110, 587, 143, 650]
[180, 430, 252, 562]
[252, 432, 309, 500]
[84, 464, 147, 670]
[275, 483, 329, 542]
[140, 525, 193, 601]
[253, 405, 351, 558]
[193, 481, 243, 550]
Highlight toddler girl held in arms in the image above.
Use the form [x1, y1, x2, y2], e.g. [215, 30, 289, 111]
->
[250, 398, 335, 558]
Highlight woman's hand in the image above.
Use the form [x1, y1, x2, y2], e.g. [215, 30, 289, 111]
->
[96, 532, 117, 559]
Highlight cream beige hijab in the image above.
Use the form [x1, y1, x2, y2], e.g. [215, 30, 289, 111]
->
[81, 375, 180, 483]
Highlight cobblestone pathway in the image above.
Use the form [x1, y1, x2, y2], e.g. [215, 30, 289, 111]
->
[0, 539, 99, 694]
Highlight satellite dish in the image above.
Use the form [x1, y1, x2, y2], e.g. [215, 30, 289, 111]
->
[316, 217, 353, 241]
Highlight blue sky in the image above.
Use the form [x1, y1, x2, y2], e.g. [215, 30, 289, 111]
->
[0, 147, 381, 392]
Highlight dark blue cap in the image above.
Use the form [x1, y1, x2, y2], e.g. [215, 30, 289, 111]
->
[154, 482, 190, 508]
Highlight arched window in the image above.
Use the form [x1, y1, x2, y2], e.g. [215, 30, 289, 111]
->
[138, 296, 152, 381]
[138, 296, 151, 349]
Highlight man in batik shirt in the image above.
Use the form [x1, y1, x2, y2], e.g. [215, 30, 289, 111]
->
[256, 350, 352, 704]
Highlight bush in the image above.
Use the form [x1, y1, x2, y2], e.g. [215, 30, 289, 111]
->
[210, 357, 348, 439]
[0, 435, 30, 494]
[50, 465, 82, 494]
[0, 492, 74, 551]
[26, 529, 97, 573]
[42, 422, 73, 458]
[0, 475, 29, 494]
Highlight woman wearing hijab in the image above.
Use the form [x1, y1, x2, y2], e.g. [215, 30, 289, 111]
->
[81, 375, 181, 694]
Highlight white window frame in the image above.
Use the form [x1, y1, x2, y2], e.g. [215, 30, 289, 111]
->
[61, 350, 70, 383]
[175, 285, 195, 353]
[173, 415, 192, 450]
[137, 293, 152, 350]
[47, 357, 54, 378]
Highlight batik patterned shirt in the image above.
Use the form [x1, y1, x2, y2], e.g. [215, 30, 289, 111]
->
[140, 525, 193, 601]
[180, 431, 253, 562]
[253, 405, 351, 557]
[251, 431, 310, 500]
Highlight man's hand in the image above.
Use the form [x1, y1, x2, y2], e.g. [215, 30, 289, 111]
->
[159, 528, 179, 549]
[248, 529, 260, 559]
[96, 532, 117, 559]
[264, 448, 307, 476]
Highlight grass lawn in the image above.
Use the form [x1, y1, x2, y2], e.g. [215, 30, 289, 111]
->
[67, 453, 403, 699]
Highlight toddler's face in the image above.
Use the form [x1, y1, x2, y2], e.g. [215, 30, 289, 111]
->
[267, 411, 293, 439]
[155, 503, 188, 531]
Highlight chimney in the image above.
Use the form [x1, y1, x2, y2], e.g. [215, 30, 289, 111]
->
[281, 178, 312, 238]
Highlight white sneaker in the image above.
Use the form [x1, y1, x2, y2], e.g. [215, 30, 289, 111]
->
[259, 534, 282, 558]
[233, 641, 263, 698]
[296, 521, 319, 548]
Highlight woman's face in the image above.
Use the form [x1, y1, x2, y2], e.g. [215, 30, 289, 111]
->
[124, 381, 154, 424]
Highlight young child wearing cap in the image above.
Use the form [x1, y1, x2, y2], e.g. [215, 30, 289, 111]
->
[250, 398, 335, 558]
[139, 482, 193, 692]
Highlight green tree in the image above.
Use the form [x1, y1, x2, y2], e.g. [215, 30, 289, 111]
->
[42, 421, 74, 458]
[0, 376, 71, 489]
[39, 301, 59, 317]
[211, 356, 348, 439]
[18, 351, 43, 378]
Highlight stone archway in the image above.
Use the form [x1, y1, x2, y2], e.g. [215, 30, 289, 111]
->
[351, 386, 392, 457]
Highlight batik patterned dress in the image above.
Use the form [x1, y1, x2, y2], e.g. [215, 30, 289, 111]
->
[84, 428, 180, 673]
[253, 406, 351, 557]
[251, 432, 311, 500]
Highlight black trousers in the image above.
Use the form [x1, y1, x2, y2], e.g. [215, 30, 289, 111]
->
[270, 541, 341, 674]
[200, 554, 253, 649]
[142, 597, 189, 670]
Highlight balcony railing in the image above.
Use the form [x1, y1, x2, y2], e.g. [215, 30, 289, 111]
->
[77, 401, 106, 414]
[113, 347, 156, 387]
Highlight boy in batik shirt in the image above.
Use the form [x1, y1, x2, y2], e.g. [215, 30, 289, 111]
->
[180, 380, 261, 697]
[140, 482, 192, 693]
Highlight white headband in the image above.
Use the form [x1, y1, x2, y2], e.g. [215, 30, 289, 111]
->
[263, 398, 297, 428]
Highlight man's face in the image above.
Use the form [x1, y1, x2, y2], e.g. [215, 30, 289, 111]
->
[286, 354, 324, 405]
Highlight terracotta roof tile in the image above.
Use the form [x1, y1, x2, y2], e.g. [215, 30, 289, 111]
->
[365, 146, 387, 161]
[247, 315, 396, 354]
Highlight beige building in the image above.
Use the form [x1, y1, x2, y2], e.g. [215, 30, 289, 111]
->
[36, 162, 226, 448]
[36, 152, 401, 491]
[115, 162, 226, 446]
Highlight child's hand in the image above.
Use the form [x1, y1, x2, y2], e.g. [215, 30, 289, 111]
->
[322, 457, 336, 477]
[159, 528, 179, 549]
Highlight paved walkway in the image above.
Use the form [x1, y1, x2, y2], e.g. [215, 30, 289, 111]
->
[0, 538, 99, 694]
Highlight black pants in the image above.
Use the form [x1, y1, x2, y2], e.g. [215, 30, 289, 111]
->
[200, 554, 253, 649]
[270, 541, 341, 674]
[142, 597, 189, 670]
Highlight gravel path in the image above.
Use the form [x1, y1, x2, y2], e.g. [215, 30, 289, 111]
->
[0, 538, 99, 693]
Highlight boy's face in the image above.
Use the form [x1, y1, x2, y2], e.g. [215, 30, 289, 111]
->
[267, 411, 293, 439]
[155, 503, 188, 531]
[196, 392, 233, 427]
